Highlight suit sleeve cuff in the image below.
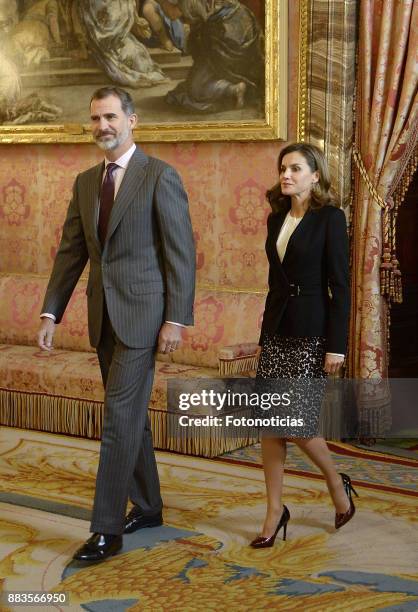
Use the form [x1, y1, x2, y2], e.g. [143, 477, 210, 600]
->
[326, 352, 345, 358]
[165, 320, 186, 328]
[40, 313, 56, 321]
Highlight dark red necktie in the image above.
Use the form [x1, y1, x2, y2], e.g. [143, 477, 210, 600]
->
[98, 162, 118, 246]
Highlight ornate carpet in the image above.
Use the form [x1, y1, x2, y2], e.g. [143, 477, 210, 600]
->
[0, 428, 417, 611]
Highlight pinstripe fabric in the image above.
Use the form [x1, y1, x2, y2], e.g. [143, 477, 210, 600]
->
[42, 148, 195, 348]
[41, 147, 195, 533]
[92, 306, 161, 534]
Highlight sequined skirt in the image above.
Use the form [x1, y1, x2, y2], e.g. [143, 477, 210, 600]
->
[256, 334, 327, 437]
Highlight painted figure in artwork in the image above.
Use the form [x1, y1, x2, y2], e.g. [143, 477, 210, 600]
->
[0, 52, 21, 118]
[77, 0, 167, 87]
[136, 0, 186, 52]
[166, 0, 264, 112]
[0, 0, 20, 112]
[7, 0, 63, 66]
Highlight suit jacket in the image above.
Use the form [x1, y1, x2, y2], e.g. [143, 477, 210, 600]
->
[42, 147, 195, 348]
[260, 203, 350, 354]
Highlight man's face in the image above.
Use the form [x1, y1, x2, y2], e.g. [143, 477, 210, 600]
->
[90, 95, 137, 151]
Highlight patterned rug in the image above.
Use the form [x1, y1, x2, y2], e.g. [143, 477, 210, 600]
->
[222, 441, 418, 494]
[358, 439, 418, 459]
[0, 428, 417, 611]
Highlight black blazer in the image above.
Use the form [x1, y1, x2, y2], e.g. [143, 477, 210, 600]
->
[260, 203, 350, 354]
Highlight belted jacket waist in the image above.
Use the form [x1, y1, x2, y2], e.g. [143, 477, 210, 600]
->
[286, 283, 326, 297]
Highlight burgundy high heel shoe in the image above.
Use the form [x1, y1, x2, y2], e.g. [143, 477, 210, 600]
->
[335, 473, 359, 529]
[250, 505, 290, 548]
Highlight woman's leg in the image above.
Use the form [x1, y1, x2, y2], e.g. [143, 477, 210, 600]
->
[260, 437, 287, 536]
[292, 437, 350, 513]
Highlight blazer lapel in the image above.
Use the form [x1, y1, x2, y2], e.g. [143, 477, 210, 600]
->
[267, 210, 287, 268]
[266, 210, 290, 286]
[105, 148, 149, 245]
[281, 209, 313, 265]
[86, 161, 104, 254]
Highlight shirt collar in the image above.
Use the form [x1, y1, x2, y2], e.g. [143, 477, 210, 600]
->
[104, 143, 136, 169]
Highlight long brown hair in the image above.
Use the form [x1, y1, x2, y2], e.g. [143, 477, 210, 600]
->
[266, 142, 339, 213]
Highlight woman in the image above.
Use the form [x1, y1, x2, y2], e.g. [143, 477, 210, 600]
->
[250, 142, 356, 548]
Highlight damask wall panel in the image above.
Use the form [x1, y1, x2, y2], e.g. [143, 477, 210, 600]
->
[216, 142, 279, 288]
[147, 143, 221, 286]
[146, 141, 280, 289]
[0, 140, 280, 292]
[36, 145, 101, 276]
[0, 146, 41, 274]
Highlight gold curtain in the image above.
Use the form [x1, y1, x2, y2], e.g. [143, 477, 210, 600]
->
[349, 0, 418, 381]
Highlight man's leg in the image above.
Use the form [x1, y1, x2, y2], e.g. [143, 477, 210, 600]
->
[91, 335, 159, 535]
[95, 308, 162, 525]
[129, 415, 163, 515]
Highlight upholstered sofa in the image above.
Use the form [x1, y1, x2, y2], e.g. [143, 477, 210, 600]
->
[0, 272, 264, 456]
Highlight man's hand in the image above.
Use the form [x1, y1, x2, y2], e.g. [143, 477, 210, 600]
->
[158, 322, 183, 354]
[37, 317, 56, 351]
[323, 353, 344, 375]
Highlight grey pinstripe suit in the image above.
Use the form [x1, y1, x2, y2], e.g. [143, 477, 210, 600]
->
[42, 147, 195, 533]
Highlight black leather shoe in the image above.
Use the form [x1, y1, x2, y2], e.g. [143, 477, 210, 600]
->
[73, 533, 123, 562]
[124, 507, 163, 534]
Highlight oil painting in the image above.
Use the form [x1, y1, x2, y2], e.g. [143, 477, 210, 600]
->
[0, 0, 287, 142]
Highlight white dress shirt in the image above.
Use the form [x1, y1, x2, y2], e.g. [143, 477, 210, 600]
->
[41, 144, 183, 327]
[276, 211, 344, 359]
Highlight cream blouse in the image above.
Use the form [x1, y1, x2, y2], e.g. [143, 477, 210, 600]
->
[276, 211, 303, 261]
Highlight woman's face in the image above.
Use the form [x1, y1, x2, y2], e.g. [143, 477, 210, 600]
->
[279, 151, 319, 200]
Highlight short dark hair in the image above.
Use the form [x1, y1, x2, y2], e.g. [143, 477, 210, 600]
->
[90, 87, 135, 116]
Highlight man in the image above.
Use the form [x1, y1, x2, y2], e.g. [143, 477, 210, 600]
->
[37, 86, 195, 562]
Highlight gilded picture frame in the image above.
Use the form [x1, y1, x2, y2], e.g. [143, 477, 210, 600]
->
[0, 0, 288, 143]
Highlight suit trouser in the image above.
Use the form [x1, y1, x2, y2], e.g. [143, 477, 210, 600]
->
[90, 305, 163, 534]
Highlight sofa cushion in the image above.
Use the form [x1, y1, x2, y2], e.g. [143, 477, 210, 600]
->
[0, 343, 259, 456]
[172, 289, 264, 368]
[0, 274, 93, 353]
[0, 344, 216, 407]
[0, 274, 266, 369]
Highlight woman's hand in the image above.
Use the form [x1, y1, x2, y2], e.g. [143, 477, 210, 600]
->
[323, 353, 344, 375]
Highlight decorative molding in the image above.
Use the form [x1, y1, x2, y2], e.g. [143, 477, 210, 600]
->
[297, 0, 310, 142]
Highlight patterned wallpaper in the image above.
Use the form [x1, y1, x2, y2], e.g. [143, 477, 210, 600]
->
[0, 141, 286, 367]
[0, 141, 283, 290]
